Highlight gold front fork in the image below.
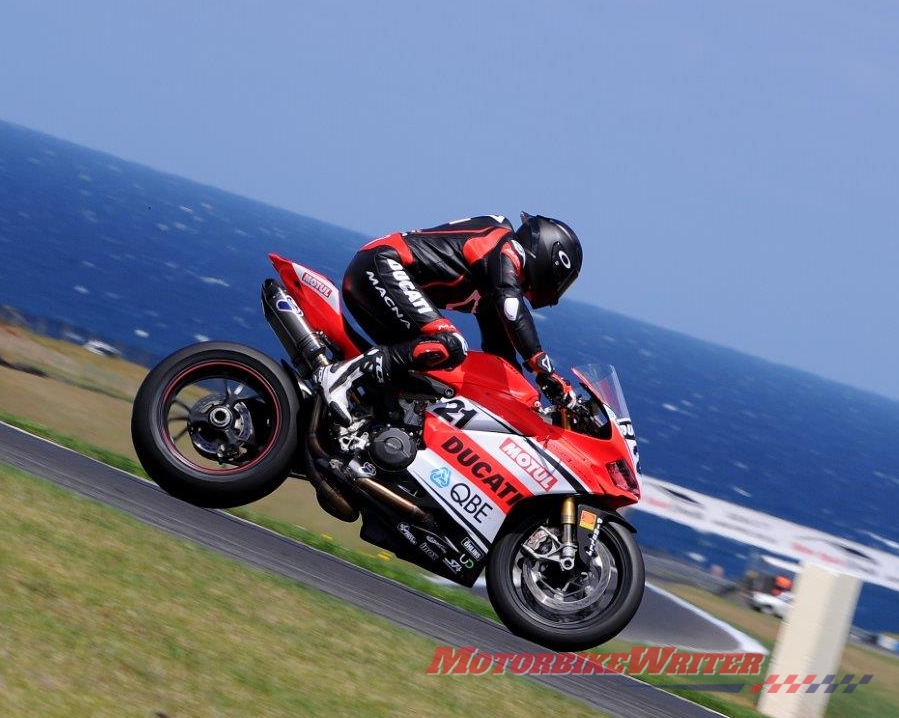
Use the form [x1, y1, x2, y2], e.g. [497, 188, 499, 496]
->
[560, 496, 577, 571]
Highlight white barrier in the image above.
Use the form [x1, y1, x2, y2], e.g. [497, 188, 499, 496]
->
[758, 564, 861, 718]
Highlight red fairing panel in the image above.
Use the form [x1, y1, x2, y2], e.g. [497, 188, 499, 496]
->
[539, 428, 639, 509]
[269, 253, 362, 359]
[424, 416, 533, 513]
[427, 352, 545, 434]
[426, 354, 639, 507]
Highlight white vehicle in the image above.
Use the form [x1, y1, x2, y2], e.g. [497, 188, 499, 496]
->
[748, 591, 793, 619]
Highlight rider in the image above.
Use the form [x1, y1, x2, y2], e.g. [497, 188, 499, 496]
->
[315, 213, 583, 425]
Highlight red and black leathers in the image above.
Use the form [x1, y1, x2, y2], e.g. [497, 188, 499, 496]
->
[343, 216, 554, 380]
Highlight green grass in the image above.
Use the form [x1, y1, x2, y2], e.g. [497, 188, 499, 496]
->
[3, 412, 894, 718]
[231, 507, 499, 622]
[0, 463, 605, 718]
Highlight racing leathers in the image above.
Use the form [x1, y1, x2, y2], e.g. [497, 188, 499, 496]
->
[315, 215, 576, 424]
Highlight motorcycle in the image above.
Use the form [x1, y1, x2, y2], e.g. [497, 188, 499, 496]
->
[131, 253, 645, 650]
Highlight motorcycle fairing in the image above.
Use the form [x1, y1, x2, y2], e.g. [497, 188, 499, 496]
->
[269, 254, 364, 359]
[409, 404, 595, 542]
[269, 254, 641, 576]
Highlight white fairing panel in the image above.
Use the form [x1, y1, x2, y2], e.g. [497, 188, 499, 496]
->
[407, 449, 496, 550]
[290, 261, 343, 316]
[413, 397, 584, 546]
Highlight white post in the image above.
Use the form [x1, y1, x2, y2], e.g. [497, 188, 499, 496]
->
[758, 563, 861, 718]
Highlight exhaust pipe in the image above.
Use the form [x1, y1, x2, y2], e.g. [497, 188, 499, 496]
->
[261, 279, 329, 377]
[302, 396, 358, 522]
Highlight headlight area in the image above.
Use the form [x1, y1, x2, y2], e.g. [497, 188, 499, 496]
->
[606, 459, 641, 498]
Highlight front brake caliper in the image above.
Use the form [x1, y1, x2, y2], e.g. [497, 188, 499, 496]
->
[524, 527, 554, 554]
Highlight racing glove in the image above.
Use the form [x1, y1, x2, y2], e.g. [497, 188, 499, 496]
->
[525, 351, 578, 410]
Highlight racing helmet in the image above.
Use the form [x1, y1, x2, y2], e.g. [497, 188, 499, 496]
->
[515, 212, 583, 308]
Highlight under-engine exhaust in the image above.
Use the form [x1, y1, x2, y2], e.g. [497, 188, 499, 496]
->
[261, 279, 329, 377]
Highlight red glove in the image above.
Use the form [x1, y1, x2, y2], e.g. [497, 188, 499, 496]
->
[525, 352, 578, 410]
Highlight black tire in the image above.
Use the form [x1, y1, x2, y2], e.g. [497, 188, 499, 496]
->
[486, 508, 645, 651]
[131, 342, 299, 508]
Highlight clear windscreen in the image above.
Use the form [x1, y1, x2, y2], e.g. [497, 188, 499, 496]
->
[571, 363, 630, 420]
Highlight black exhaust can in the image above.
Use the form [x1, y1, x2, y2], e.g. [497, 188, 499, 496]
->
[261, 279, 328, 376]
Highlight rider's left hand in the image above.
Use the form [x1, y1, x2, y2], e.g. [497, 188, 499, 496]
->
[526, 351, 579, 410]
[537, 371, 579, 410]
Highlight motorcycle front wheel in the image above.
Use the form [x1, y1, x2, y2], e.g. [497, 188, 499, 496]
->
[131, 342, 299, 508]
[486, 506, 645, 651]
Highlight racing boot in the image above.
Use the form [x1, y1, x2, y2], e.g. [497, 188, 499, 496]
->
[313, 347, 390, 426]
[315, 331, 467, 426]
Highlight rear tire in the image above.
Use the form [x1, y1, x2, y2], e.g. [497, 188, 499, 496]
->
[131, 342, 299, 507]
[487, 508, 644, 651]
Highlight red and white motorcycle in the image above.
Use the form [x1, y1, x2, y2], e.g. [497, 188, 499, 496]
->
[132, 253, 645, 649]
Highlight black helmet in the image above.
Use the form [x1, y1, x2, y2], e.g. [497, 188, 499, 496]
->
[515, 212, 583, 308]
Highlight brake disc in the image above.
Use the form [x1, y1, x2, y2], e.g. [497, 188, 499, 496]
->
[188, 393, 255, 459]
[522, 539, 613, 614]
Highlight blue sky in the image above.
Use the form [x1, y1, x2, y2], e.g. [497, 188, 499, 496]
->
[1, 1, 897, 397]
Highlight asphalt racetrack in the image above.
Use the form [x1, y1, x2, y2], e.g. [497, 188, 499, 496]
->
[0, 421, 728, 718]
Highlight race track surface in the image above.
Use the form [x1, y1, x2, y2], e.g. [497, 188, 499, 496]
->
[0, 421, 723, 718]
[460, 577, 763, 655]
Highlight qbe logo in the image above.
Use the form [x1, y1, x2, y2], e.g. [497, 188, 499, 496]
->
[429, 467, 451, 488]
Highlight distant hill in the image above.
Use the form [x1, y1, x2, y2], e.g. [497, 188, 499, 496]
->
[2, 120, 897, 627]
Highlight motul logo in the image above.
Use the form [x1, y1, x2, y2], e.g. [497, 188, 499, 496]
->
[301, 271, 332, 298]
[499, 439, 557, 491]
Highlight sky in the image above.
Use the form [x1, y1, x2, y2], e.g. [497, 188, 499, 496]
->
[1, 1, 897, 398]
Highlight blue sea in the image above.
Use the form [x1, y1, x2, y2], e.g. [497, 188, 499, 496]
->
[1, 121, 897, 630]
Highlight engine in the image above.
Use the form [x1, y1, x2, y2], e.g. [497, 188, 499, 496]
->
[368, 427, 417, 471]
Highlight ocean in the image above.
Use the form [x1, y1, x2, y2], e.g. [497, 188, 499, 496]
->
[1, 120, 896, 630]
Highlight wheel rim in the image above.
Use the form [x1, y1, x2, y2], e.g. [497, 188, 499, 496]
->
[510, 522, 629, 628]
[159, 360, 282, 476]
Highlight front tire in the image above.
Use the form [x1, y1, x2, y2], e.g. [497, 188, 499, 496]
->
[487, 507, 645, 651]
[131, 342, 299, 507]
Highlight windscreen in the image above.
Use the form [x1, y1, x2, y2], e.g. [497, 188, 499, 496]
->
[571, 363, 630, 421]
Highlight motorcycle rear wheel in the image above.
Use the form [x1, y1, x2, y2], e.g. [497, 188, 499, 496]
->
[131, 342, 299, 508]
[486, 506, 644, 651]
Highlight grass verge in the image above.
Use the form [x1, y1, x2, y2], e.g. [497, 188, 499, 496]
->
[0, 463, 604, 718]
[2, 411, 896, 718]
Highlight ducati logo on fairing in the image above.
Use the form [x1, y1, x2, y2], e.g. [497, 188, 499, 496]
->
[499, 439, 558, 491]
[366, 270, 412, 329]
[440, 437, 524, 507]
[385, 258, 433, 315]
